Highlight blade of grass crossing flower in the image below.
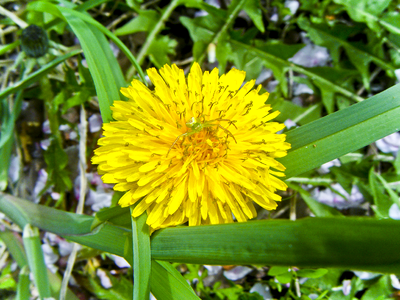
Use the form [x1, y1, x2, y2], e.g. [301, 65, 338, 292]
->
[130, 207, 151, 300]
[3, 195, 400, 273]
[151, 260, 200, 300]
[15, 266, 30, 300]
[23, 224, 51, 299]
[150, 218, 400, 273]
[280, 83, 400, 178]
[375, 171, 400, 208]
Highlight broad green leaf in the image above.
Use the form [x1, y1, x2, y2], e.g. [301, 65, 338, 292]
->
[147, 35, 178, 68]
[232, 40, 304, 96]
[280, 83, 400, 178]
[369, 169, 392, 218]
[381, 12, 400, 35]
[91, 206, 131, 230]
[2, 194, 400, 273]
[287, 183, 343, 217]
[375, 172, 400, 208]
[242, 0, 265, 33]
[298, 16, 394, 90]
[361, 275, 393, 300]
[181, 0, 247, 65]
[333, 0, 391, 32]
[296, 268, 328, 279]
[152, 261, 200, 300]
[44, 138, 72, 193]
[114, 10, 160, 36]
[0, 264, 16, 290]
[273, 100, 321, 126]
[180, 15, 224, 62]
[230, 39, 363, 103]
[77, 270, 132, 300]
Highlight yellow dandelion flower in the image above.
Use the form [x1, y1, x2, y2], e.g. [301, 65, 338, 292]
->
[92, 63, 291, 232]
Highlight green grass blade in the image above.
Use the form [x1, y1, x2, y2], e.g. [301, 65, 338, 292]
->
[28, 1, 146, 84]
[0, 50, 81, 102]
[130, 208, 151, 300]
[151, 218, 400, 273]
[136, 0, 180, 65]
[3, 194, 400, 273]
[0, 230, 27, 268]
[23, 225, 52, 299]
[60, 13, 119, 122]
[15, 266, 30, 300]
[0, 40, 19, 55]
[151, 260, 200, 300]
[0, 133, 13, 191]
[280, 83, 400, 178]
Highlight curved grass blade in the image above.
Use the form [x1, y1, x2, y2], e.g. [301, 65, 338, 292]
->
[28, 1, 146, 84]
[281, 83, 400, 178]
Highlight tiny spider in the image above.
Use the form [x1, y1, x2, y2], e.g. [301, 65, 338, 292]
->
[166, 117, 237, 157]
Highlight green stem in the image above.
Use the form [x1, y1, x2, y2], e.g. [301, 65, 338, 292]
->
[136, 0, 180, 65]
[130, 207, 151, 300]
[126, 0, 180, 79]
[197, 0, 247, 65]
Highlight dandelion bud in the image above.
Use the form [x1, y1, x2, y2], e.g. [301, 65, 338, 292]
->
[20, 24, 49, 58]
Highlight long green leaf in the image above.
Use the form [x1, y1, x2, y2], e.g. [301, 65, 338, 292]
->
[280, 83, 400, 178]
[62, 13, 119, 122]
[2, 194, 400, 273]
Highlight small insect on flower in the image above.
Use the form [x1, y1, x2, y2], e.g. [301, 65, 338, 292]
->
[167, 116, 237, 157]
[92, 63, 291, 233]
